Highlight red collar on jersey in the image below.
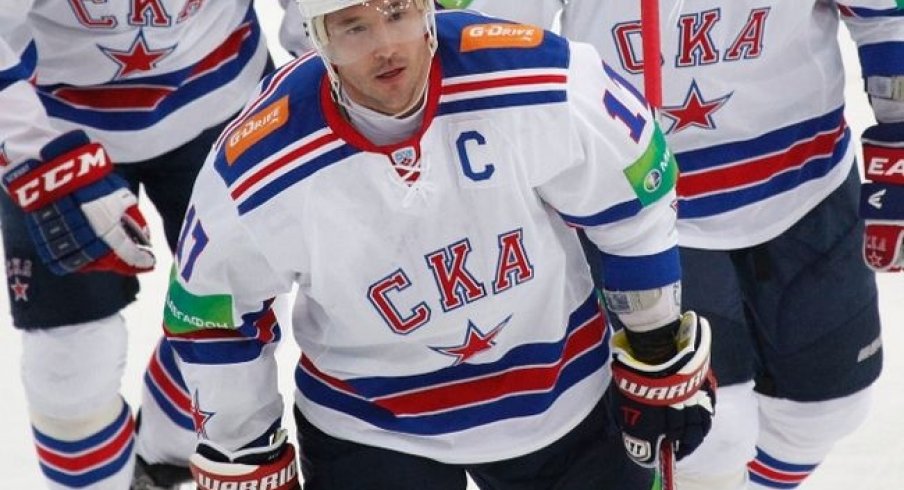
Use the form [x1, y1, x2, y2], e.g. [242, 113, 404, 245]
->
[320, 56, 443, 159]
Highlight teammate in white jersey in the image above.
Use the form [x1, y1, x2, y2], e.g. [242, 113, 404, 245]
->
[163, 1, 718, 489]
[461, 0, 904, 488]
[0, 1, 271, 489]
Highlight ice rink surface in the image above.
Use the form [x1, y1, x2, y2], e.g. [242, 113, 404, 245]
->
[0, 3, 902, 488]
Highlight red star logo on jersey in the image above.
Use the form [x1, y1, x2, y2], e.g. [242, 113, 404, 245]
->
[100, 31, 175, 78]
[661, 80, 732, 134]
[191, 389, 215, 439]
[9, 277, 29, 302]
[432, 315, 511, 365]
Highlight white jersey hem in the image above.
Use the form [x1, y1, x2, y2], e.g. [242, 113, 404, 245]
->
[50, 39, 270, 164]
[678, 149, 854, 250]
[293, 368, 609, 465]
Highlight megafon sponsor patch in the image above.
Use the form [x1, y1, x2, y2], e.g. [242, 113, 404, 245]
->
[623, 128, 677, 207]
[460, 23, 543, 52]
[226, 96, 289, 164]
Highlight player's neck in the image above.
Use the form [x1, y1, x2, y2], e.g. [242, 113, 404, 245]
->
[340, 88, 427, 146]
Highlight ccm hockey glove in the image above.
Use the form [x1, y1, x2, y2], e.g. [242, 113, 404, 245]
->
[2, 130, 154, 275]
[860, 122, 904, 272]
[190, 428, 300, 490]
[610, 312, 716, 467]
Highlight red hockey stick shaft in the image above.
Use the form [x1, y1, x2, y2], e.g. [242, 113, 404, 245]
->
[640, 0, 663, 109]
[660, 442, 677, 490]
[641, 2, 674, 488]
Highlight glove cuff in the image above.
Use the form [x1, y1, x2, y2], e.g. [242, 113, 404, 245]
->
[612, 313, 713, 407]
[862, 123, 904, 185]
[190, 431, 299, 490]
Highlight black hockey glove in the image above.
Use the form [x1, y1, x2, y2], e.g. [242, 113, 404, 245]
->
[610, 312, 716, 467]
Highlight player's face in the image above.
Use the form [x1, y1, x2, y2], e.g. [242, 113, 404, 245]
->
[324, 1, 433, 115]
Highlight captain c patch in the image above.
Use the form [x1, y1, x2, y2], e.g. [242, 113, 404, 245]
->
[460, 23, 543, 52]
[225, 96, 289, 164]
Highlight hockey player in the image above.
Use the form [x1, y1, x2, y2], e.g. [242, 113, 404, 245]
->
[163, 1, 717, 489]
[0, 1, 271, 489]
[459, 0, 902, 488]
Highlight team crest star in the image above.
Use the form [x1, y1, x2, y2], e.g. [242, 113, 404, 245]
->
[190, 389, 215, 439]
[9, 277, 28, 302]
[431, 315, 512, 365]
[661, 80, 732, 134]
[100, 31, 175, 78]
[866, 249, 886, 268]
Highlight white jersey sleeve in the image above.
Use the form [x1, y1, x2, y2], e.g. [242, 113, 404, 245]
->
[277, 0, 313, 56]
[836, 0, 904, 123]
[0, 2, 57, 173]
[163, 158, 295, 451]
[538, 41, 679, 291]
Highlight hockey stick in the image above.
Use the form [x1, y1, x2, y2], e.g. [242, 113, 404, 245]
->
[639, 1, 676, 489]
[659, 441, 677, 490]
[640, 0, 663, 109]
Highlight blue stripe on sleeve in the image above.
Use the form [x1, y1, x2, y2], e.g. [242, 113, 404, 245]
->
[559, 199, 644, 227]
[858, 42, 904, 77]
[844, 6, 904, 18]
[599, 247, 681, 291]
[169, 338, 267, 364]
[0, 42, 36, 91]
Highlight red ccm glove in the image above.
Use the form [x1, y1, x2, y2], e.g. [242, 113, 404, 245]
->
[2, 130, 155, 275]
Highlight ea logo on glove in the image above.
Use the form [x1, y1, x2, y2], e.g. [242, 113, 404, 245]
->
[623, 434, 652, 463]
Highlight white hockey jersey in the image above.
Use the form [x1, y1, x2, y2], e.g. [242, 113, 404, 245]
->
[164, 11, 682, 463]
[469, 0, 904, 250]
[0, 0, 269, 168]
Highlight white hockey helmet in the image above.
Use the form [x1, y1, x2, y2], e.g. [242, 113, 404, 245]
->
[296, 0, 437, 66]
[297, 0, 372, 18]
